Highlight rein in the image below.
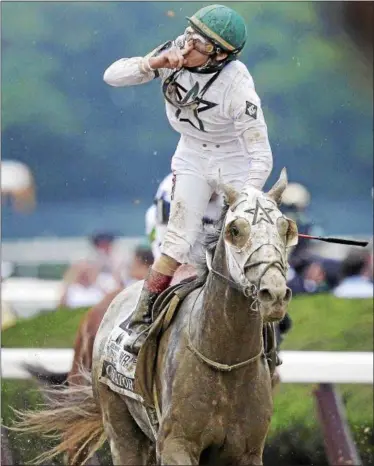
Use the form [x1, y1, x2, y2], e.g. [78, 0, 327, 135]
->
[186, 284, 264, 372]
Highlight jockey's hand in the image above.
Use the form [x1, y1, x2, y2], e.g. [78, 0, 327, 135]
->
[149, 41, 194, 70]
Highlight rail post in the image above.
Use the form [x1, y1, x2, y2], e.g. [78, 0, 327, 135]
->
[314, 383, 362, 466]
[1, 426, 15, 466]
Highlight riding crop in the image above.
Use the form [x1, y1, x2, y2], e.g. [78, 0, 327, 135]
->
[298, 234, 369, 248]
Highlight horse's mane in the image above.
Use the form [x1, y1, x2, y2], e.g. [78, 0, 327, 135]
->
[191, 202, 230, 279]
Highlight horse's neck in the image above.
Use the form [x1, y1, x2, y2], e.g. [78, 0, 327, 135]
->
[192, 241, 263, 368]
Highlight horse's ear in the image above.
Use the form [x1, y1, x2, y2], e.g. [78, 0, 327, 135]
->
[266, 168, 288, 205]
[284, 216, 299, 247]
[222, 184, 240, 206]
[218, 169, 240, 206]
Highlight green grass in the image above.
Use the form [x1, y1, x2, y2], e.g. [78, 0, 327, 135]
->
[1, 306, 87, 348]
[3, 294, 372, 351]
[2, 296, 373, 465]
[282, 293, 373, 352]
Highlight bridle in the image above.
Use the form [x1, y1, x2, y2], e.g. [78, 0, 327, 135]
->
[206, 241, 288, 311]
[187, 226, 288, 372]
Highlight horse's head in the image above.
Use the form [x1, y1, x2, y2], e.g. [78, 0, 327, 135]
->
[220, 168, 298, 322]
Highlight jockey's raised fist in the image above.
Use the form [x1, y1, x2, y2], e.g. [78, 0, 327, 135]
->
[149, 41, 194, 70]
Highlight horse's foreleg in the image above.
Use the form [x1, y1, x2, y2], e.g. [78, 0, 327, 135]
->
[238, 452, 263, 466]
[98, 385, 154, 465]
[157, 437, 200, 465]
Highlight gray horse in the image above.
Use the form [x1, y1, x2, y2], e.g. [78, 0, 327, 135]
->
[12, 169, 297, 466]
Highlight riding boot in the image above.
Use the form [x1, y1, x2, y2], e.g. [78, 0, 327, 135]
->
[123, 268, 174, 355]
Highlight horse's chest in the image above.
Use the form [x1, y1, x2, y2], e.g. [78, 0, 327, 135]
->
[202, 382, 272, 455]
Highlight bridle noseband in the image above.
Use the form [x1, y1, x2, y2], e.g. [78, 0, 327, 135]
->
[206, 242, 287, 311]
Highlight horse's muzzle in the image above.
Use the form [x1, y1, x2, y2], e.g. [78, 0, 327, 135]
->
[258, 286, 292, 306]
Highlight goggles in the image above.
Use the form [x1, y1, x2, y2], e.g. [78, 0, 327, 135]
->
[184, 26, 216, 56]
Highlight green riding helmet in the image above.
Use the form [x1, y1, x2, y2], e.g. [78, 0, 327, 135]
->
[187, 4, 247, 54]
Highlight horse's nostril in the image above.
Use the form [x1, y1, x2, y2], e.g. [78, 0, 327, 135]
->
[258, 288, 274, 303]
[284, 287, 292, 302]
[258, 286, 292, 304]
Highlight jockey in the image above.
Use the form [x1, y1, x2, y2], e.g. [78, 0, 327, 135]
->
[104, 4, 273, 354]
[145, 173, 224, 260]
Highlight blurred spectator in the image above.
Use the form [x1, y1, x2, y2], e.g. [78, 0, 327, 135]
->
[60, 245, 153, 308]
[302, 260, 330, 293]
[333, 248, 373, 299]
[60, 232, 127, 308]
[90, 232, 116, 273]
[282, 182, 326, 295]
[62, 232, 124, 298]
[281, 182, 323, 273]
[287, 257, 339, 297]
[1, 160, 36, 212]
[89, 232, 125, 292]
[125, 246, 154, 285]
[59, 261, 107, 308]
[286, 266, 306, 296]
[320, 257, 341, 289]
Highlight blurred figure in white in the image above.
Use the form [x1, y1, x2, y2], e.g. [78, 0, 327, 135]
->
[59, 262, 107, 309]
[1, 160, 36, 310]
[145, 172, 224, 260]
[60, 245, 154, 309]
[1, 160, 36, 212]
[333, 247, 373, 299]
[89, 233, 124, 292]
[281, 182, 323, 270]
[1, 260, 17, 330]
[61, 232, 125, 308]
[281, 182, 311, 212]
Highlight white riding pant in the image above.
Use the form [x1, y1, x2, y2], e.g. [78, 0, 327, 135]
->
[161, 136, 252, 264]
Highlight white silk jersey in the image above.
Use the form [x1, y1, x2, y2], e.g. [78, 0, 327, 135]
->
[145, 173, 223, 259]
[103, 38, 273, 190]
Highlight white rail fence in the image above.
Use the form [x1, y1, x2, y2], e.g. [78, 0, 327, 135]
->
[2, 348, 373, 384]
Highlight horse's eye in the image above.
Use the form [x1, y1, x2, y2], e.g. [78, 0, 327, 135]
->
[231, 225, 240, 237]
[225, 218, 250, 249]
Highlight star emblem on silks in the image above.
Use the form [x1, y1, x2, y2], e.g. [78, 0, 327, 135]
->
[173, 81, 218, 132]
[245, 199, 274, 225]
[245, 101, 258, 120]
